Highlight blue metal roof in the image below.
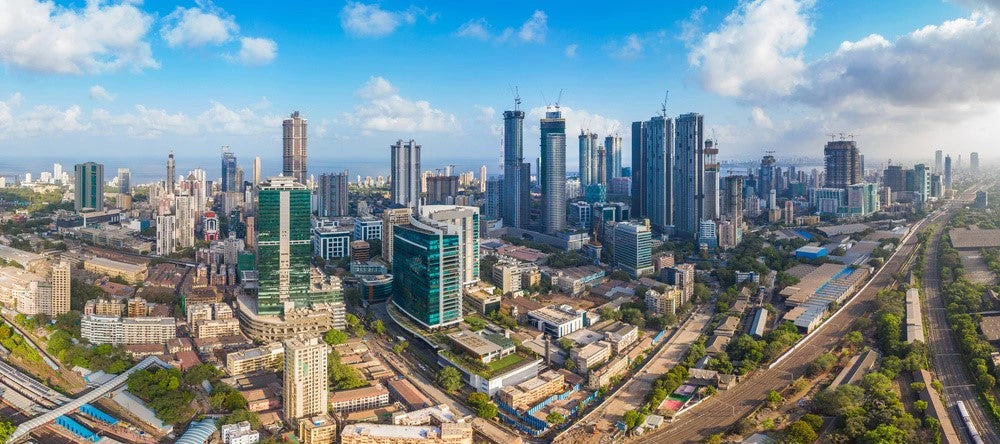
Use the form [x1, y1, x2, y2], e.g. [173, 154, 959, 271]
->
[176, 419, 217, 444]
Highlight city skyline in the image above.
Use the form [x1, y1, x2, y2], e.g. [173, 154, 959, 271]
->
[1, 0, 997, 167]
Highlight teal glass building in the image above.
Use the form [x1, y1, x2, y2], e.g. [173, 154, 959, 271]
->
[255, 176, 314, 315]
[391, 221, 463, 329]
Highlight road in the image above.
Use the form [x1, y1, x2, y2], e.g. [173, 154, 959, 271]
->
[643, 201, 945, 442]
[923, 187, 998, 443]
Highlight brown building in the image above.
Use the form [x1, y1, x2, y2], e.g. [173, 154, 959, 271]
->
[299, 414, 337, 444]
[351, 240, 371, 262]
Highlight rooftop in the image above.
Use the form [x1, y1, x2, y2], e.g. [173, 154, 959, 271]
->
[87, 257, 146, 273]
[330, 385, 389, 403]
[950, 228, 1000, 249]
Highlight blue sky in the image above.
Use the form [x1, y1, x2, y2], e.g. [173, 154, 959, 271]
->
[1, 0, 997, 177]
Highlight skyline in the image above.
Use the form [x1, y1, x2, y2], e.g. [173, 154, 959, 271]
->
[2, 0, 998, 168]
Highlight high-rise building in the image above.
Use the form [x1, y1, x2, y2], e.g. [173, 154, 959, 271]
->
[643, 116, 674, 232]
[703, 138, 720, 221]
[912, 164, 931, 203]
[418, 206, 480, 286]
[283, 337, 330, 423]
[883, 165, 905, 196]
[971, 152, 980, 173]
[53, 163, 63, 183]
[256, 177, 312, 315]
[944, 155, 953, 191]
[166, 151, 176, 192]
[631, 121, 647, 218]
[673, 113, 704, 237]
[605, 135, 622, 183]
[382, 206, 412, 268]
[156, 214, 175, 255]
[117, 168, 131, 195]
[502, 109, 530, 229]
[824, 140, 862, 189]
[390, 140, 421, 209]
[479, 165, 487, 193]
[541, 110, 567, 234]
[174, 195, 196, 249]
[721, 176, 744, 220]
[426, 176, 459, 205]
[283, 111, 308, 185]
[74, 162, 104, 212]
[613, 222, 653, 278]
[595, 146, 607, 187]
[253, 156, 262, 187]
[317, 172, 349, 217]
[578, 131, 598, 186]
[222, 147, 238, 193]
[50, 260, 71, 316]
[484, 178, 501, 219]
[392, 220, 463, 329]
[757, 155, 776, 199]
[935, 150, 944, 174]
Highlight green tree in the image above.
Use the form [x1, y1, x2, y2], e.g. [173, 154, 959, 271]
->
[0, 419, 14, 443]
[465, 317, 487, 331]
[435, 366, 463, 391]
[806, 353, 837, 377]
[393, 341, 409, 354]
[371, 320, 387, 336]
[546, 411, 566, 425]
[324, 329, 348, 345]
[767, 390, 783, 408]
[622, 409, 645, 429]
[914, 400, 928, 412]
[800, 414, 823, 432]
[703, 434, 723, 444]
[783, 420, 818, 444]
[860, 424, 907, 444]
[467, 392, 498, 419]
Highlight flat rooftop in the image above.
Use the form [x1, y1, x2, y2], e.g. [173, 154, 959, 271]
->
[950, 228, 1000, 249]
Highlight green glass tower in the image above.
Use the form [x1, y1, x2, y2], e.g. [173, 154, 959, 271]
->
[256, 176, 313, 315]
[391, 220, 463, 329]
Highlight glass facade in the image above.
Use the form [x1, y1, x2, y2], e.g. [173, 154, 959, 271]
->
[256, 178, 312, 315]
[392, 224, 462, 329]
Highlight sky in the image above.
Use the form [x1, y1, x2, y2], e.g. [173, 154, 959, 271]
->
[1, 0, 998, 177]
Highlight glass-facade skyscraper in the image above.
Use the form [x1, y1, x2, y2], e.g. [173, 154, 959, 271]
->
[674, 113, 705, 238]
[502, 109, 529, 229]
[221, 147, 238, 193]
[541, 110, 566, 234]
[317, 172, 349, 217]
[391, 220, 463, 329]
[644, 116, 674, 233]
[390, 139, 421, 209]
[74, 162, 104, 212]
[256, 176, 314, 315]
[605, 135, 622, 184]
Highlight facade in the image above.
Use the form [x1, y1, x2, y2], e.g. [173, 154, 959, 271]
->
[579, 131, 598, 186]
[317, 172, 349, 217]
[758, 155, 776, 199]
[81, 315, 176, 345]
[117, 168, 131, 195]
[392, 221, 463, 329]
[84, 258, 147, 284]
[221, 148, 238, 193]
[703, 138, 720, 220]
[382, 206, 412, 268]
[613, 222, 653, 278]
[0, 268, 50, 316]
[354, 216, 383, 241]
[256, 177, 312, 315]
[572, 341, 612, 372]
[824, 140, 862, 189]
[497, 370, 565, 412]
[226, 342, 284, 375]
[166, 152, 176, 192]
[418, 206, 480, 286]
[484, 178, 501, 219]
[174, 195, 196, 249]
[329, 385, 391, 413]
[944, 155, 953, 190]
[50, 261, 70, 316]
[674, 113, 705, 237]
[541, 110, 567, 234]
[299, 415, 337, 444]
[312, 225, 351, 260]
[630, 120, 647, 218]
[644, 116, 674, 232]
[74, 162, 104, 212]
[390, 139, 422, 209]
[193, 318, 241, 338]
[283, 337, 330, 423]
[645, 286, 683, 315]
[283, 111, 308, 185]
[502, 109, 530, 229]
[360, 275, 394, 304]
[426, 176, 459, 205]
[526, 305, 585, 338]
[220, 421, 259, 444]
[605, 135, 622, 183]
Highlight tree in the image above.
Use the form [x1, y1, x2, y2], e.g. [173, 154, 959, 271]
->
[621, 308, 645, 326]
[860, 424, 907, 444]
[0, 420, 13, 443]
[393, 341, 409, 354]
[767, 390, 783, 408]
[546, 411, 566, 426]
[465, 317, 487, 331]
[467, 392, 498, 420]
[435, 366, 462, 391]
[622, 410, 644, 429]
[800, 414, 823, 432]
[783, 420, 818, 444]
[324, 329, 348, 345]
[914, 400, 928, 412]
[558, 338, 574, 351]
[703, 434, 723, 444]
[806, 353, 837, 377]
[371, 320, 387, 336]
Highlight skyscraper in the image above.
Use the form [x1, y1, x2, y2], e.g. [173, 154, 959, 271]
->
[256, 176, 312, 316]
[479, 165, 487, 193]
[221, 147, 238, 193]
[824, 140, 862, 189]
[156, 214, 175, 255]
[541, 110, 567, 234]
[703, 138, 720, 221]
[631, 121, 647, 218]
[757, 155, 776, 199]
[484, 178, 501, 219]
[419, 206, 480, 286]
[253, 156, 262, 187]
[381, 206, 411, 268]
[935, 149, 943, 174]
[643, 116, 674, 232]
[613, 222, 653, 278]
[283, 111, 308, 185]
[174, 195, 196, 249]
[578, 130, 598, 186]
[390, 139, 421, 209]
[944, 155, 953, 190]
[117, 168, 131, 195]
[971, 152, 980, 173]
[317, 172, 349, 217]
[605, 135, 622, 184]
[502, 109, 529, 228]
[51, 260, 70, 316]
[166, 151, 175, 192]
[283, 337, 330, 423]
[426, 176, 459, 205]
[596, 146, 607, 187]
[392, 220, 463, 329]
[74, 162, 104, 212]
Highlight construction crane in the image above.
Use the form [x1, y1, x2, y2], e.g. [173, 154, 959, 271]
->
[509, 85, 521, 111]
[555, 89, 563, 110]
[659, 91, 670, 117]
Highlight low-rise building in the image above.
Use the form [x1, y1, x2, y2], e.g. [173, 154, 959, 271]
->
[571, 341, 612, 373]
[462, 286, 501, 316]
[603, 322, 638, 354]
[340, 423, 473, 444]
[386, 378, 434, 410]
[526, 305, 585, 338]
[81, 315, 176, 345]
[447, 330, 515, 364]
[496, 370, 564, 412]
[220, 421, 259, 444]
[645, 286, 683, 315]
[226, 342, 284, 375]
[587, 355, 629, 390]
[84, 297, 125, 316]
[298, 414, 337, 444]
[193, 318, 241, 338]
[83, 257, 148, 284]
[329, 385, 390, 413]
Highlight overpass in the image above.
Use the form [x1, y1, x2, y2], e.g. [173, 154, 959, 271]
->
[8, 356, 170, 443]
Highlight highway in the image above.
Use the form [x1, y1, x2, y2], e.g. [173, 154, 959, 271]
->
[643, 201, 947, 442]
[923, 186, 998, 443]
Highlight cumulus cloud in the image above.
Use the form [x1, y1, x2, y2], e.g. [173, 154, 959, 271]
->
[234, 37, 277, 65]
[609, 34, 644, 60]
[343, 76, 459, 133]
[688, 0, 814, 99]
[475, 105, 501, 136]
[525, 105, 624, 170]
[750, 106, 773, 128]
[565, 44, 578, 58]
[340, 2, 429, 38]
[89, 85, 115, 102]
[455, 11, 547, 44]
[0, 0, 158, 74]
[160, 1, 238, 47]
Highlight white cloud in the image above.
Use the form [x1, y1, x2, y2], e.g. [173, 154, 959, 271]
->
[679, 6, 708, 44]
[0, 0, 158, 74]
[749, 106, 773, 128]
[455, 11, 548, 44]
[89, 85, 115, 102]
[525, 105, 623, 170]
[688, 0, 814, 99]
[475, 105, 501, 136]
[160, 1, 238, 47]
[565, 44, 578, 58]
[235, 37, 277, 65]
[344, 76, 459, 133]
[609, 34, 644, 60]
[340, 2, 422, 38]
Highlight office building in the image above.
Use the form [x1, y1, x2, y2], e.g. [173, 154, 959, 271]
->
[392, 221, 463, 329]
[935, 149, 944, 174]
[419, 206, 480, 286]
[390, 139, 421, 208]
[354, 216, 383, 241]
[74, 162, 104, 212]
[944, 155, 953, 190]
[253, 156, 262, 187]
[971, 152, 980, 173]
[643, 115, 674, 232]
[156, 214, 175, 255]
[883, 165, 905, 195]
[526, 305, 585, 338]
[283, 111, 308, 185]
[502, 109, 530, 229]
[674, 113, 705, 237]
[312, 224, 350, 260]
[283, 337, 330, 423]
[427, 176, 459, 205]
[166, 151, 176, 192]
[484, 178, 501, 219]
[703, 138, 720, 220]
[541, 110, 567, 234]
[631, 120, 647, 218]
[758, 155, 776, 199]
[699, 219, 718, 249]
[117, 168, 131, 195]
[605, 134, 622, 183]
[824, 140, 862, 189]
[596, 145, 607, 187]
[221, 147, 238, 193]
[382, 206, 412, 268]
[256, 177, 312, 315]
[613, 222, 653, 278]
[579, 130, 598, 186]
